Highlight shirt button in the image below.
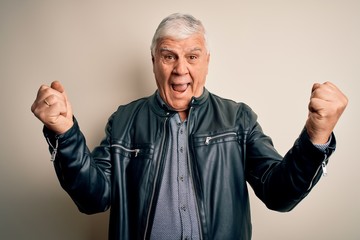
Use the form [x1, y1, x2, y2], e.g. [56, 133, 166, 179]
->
[181, 205, 187, 211]
[180, 147, 183, 153]
[179, 175, 184, 182]
[180, 129, 184, 134]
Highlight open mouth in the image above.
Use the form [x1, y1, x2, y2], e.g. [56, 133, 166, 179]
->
[172, 83, 190, 93]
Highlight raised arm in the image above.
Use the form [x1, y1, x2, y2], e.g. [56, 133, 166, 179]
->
[31, 81, 111, 214]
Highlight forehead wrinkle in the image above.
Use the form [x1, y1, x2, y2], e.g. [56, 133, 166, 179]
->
[159, 46, 203, 55]
[190, 47, 203, 52]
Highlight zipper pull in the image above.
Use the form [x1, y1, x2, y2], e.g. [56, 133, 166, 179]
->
[46, 137, 59, 162]
[205, 137, 211, 145]
[321, 161, 328, 177]
[51, 148, 58, 162]
[134, 149, 139, 157]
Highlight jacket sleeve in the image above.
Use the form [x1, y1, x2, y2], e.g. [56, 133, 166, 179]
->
[245, 110, 336, 212]
[43, 117, 113, 214]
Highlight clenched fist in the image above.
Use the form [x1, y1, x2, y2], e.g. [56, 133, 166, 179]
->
[306, 82, 348, 144]
[31, 81, 74, 134]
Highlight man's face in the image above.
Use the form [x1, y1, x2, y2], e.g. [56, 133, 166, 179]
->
[152, 34, 210, 113]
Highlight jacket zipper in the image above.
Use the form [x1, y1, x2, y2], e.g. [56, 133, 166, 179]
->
[46, 136, 59, 162]
[307, 155, 328, 191]
[187, 105, 204, 240]
[143, 116, 169, 239]
[321, 160, 328, 177]
[110, 144, 140, 157]
[204, 132, 237, 145]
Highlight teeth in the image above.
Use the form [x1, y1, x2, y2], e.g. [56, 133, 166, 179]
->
[172, 84, 188, 92]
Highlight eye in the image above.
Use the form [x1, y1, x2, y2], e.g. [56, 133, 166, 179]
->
[187, 55, 198, 63]
[165, 55, 175, 60]
[162, 53, 177, 63]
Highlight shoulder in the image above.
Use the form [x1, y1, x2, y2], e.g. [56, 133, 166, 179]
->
[105, 93, 155, 130]
[118, 95, 152, 112]
[193, 91, 258, 131]
[207, 91, 255, 117]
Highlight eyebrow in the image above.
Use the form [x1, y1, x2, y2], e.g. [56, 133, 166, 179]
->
[159, 47, 174, 53]
[159, 47, 203, 53]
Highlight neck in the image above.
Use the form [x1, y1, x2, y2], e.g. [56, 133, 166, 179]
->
[178, 110, 188, 121]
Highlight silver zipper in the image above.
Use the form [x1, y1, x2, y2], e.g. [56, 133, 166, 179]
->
[187, 105, 203, 240]
[46, 136, 59, 162]
[321, 160, 328, 177]
[204, 132, 237, 145]
[143, 117, 169, 239]
[307, 155, 328, 191]
[111, 144, 140, 157]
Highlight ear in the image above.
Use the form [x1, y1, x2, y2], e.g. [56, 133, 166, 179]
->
[205, 53, 210, 75]
[151, 53, 156, 74]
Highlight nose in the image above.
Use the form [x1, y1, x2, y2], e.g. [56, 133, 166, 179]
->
[173, 57, 189, 75]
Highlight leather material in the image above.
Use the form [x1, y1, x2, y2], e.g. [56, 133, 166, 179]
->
[44, 88, 336, 240]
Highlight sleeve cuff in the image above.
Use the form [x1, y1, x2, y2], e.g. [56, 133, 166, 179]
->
[313, 135, 332, 153]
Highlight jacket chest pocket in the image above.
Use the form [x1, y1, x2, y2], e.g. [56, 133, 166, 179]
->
[110, 141, 154, 188]
[111, 143, 141, 158]
[191, 130, 244, 171]
[191, 129, 246, 212]
[111, 142, 154, 159]
[193, 130, 239, 147]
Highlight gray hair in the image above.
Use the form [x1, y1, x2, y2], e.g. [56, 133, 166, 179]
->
[150, 13, 209, 55]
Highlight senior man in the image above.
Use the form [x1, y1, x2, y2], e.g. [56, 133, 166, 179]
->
[31, 13, 347, 240]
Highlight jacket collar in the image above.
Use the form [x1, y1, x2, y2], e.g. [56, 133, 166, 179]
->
[149, 88, 209, 117]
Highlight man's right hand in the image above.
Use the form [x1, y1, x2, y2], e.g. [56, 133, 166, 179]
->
[31, 81, 74, 134]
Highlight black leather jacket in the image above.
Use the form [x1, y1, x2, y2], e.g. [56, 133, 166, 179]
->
[44, 89, 335, 240]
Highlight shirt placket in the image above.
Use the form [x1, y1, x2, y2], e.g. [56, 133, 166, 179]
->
[177, 121, 192, 239]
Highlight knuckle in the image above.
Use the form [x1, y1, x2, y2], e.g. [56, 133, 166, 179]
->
[43, 88, 53, 96]
[47, 94, 56, 102]
[37, 110, 47, 120]
[39, 85, 48, 91]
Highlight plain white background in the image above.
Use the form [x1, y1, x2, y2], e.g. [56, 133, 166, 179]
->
[1, 1, 359, 239]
